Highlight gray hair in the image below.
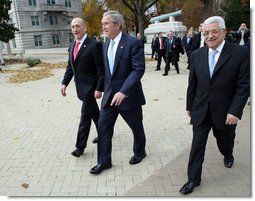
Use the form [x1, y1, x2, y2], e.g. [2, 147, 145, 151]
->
[103, 10, 124, 30]
[203, 16, 226, 30]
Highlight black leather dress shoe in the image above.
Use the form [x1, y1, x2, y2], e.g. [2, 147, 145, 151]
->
[71, 148, 84, 157]
[92, 137, 98, 143]
[89, 163, 112, 174]
[162, 73, 168, 76]
[129, 153, 146, 165]
[179, 181, 200, 195]
[155, 69, 160, 71]
[224, 156, 234, 168]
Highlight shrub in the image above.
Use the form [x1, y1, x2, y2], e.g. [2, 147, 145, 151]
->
[26, 58, 41, 67]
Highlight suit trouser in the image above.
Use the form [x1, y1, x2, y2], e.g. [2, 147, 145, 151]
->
[156, 49, 166, 69]
[97, 106, 146, 164]
[164, 51, 179, 74]
[164, 51, 171, 73]
[75, 98, 99, 149]
[151, 47, 155, 58]
[187, 109, 236, 183]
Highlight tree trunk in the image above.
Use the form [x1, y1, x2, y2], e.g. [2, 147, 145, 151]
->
[138, 14, 144, 37]
[201, 0, 214, 20]
[0, 42, 5, 65]
[138, 0, 145, 38]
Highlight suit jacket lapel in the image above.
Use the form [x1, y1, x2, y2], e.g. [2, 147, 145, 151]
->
[75, 37, 89, 60]
[70, 42, 75, 62]
[212, 42, 231, 77]
[200, 47, 210, 78]
[112, 34, 126, 75]
[105, 40, 111, 75]
[69, 42, 76, 70]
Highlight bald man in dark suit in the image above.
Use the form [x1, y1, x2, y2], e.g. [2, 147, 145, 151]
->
[61, 18, 104, 158]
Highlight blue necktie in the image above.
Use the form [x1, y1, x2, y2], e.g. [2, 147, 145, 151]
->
[108, 40, 115, 74]
[169, 38, 172, 49]
[209, 50, 218, 77]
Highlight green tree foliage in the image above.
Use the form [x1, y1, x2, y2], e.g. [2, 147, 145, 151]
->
[221, 0, 250, 30]
[0, 0, 18, 42]
[82, 0, 104, 37]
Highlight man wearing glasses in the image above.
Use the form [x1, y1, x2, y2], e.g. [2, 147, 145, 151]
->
[179, 16, 250, 195]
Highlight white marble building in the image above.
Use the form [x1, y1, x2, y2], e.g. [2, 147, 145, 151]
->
[5, 0, 83, 51]
[145, 10, 187, 43]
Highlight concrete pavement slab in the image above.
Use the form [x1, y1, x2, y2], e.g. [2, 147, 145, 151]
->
[0, 48, 250, 197]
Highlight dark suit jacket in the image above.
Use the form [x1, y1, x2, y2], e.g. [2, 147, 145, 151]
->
[151, 37, 156, 49]
[182, 36, 193, 52]
[164, 36, 183, 64]
[234, 30, 250, 46]
[154, 36, 166, 53]
[62, 37, 104, 101]
[102, 33, 146, 110]
[187, 41, 250, 129]
[190, 32, 203, 52]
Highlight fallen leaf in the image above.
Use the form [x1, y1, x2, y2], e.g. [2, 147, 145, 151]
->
[21, 183, 29, 189]
[1, 62, 67, 84]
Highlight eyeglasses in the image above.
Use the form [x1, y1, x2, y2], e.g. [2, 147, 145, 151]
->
[203, 29, 223, 37]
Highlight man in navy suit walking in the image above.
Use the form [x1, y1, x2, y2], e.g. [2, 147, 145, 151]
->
[90, 10, 146, 174]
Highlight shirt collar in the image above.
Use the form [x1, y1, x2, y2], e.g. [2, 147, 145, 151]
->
[209, 40, 225, 54]
[111, 32, 122, 45]
[77, 34, 87, 44]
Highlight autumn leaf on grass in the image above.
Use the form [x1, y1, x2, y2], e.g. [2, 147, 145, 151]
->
[1, 62, 67, 84]
[9, 68, 52, 83]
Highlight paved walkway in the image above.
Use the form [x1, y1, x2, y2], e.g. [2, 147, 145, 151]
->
[0, 48, 251, 197]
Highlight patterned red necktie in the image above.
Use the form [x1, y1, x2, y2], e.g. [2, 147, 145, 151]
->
[73, 41, 80, 60]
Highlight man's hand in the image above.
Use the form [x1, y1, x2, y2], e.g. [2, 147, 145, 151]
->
[94, 91, 102, 99]
[110, 92, 126, 106]
[225, 114, 239, 125]
[61, 85, 67, 96]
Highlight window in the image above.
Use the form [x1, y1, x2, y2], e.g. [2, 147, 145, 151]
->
[67, 16, 73, 25]
[31, 16, 39, 26]
[65, 0, 71, 7]
[69, 33, 74, 43]
[34, 35, 42, 46]
[47, 0, 55, 4]
[52, 34, 60, 45]
[28, 0, 37, 6]
[49, 15, 58, 25]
